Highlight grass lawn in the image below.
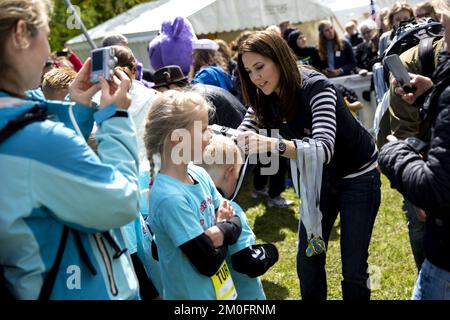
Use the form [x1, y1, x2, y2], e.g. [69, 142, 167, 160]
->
[235, 173, 417, 300]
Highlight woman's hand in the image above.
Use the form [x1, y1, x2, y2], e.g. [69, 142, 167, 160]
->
[69, 58, 101, 106]
[236, 131, 277, 155]
[204, 226, 224, 248]
[99, 68, 132, 109]
[215, 200, 235, 223]
[393, 73, 433, 105]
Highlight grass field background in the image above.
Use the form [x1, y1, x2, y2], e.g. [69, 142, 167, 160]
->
[235, 174, 417, 300]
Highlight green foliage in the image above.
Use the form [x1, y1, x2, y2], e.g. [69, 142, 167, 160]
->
[49, 0, 154, 51]
[235, 174, 416, 300]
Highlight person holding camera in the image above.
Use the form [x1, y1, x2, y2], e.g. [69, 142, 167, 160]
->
[379, 0, 450, 300]
[0, 0, 141, 299]
[236, 31, 380, 300]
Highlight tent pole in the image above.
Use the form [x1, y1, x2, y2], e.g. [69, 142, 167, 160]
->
[331, 13, 345, 34]
[63, 0, 97, 49]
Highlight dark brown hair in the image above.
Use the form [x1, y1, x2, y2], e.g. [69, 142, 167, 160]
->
[112, 45, 137, 78]
[387, 2, 414, 29]
[237, 30, 301, 125]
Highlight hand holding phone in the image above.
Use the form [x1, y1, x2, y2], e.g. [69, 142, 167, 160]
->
[383, 54, 416, 93]
[393, 73, 434, 104]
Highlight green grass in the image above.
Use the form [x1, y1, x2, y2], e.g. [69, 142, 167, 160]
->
[235, 174, 417, 300]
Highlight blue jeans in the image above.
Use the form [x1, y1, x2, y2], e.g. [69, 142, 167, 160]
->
[412, 259, 450, 300]
[403, 199, 426, 272]
[297, 168, 381, 300]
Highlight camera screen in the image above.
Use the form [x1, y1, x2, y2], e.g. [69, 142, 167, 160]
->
[91, 50, 103, 72]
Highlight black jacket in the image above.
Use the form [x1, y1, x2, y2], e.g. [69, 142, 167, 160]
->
[267, 68, 377, 179]
[192, 83, 246, 129]
[379, 50, 450, 272]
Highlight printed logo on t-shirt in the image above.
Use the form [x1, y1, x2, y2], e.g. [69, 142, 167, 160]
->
[199, 196, 213, 214]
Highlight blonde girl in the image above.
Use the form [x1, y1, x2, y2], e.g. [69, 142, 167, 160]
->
[144, 90, 242, 299]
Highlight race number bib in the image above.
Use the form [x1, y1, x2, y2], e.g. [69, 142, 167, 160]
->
[211, 261, 237, 300]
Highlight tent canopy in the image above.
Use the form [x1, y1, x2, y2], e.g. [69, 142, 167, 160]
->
[66, 0, 333, 68]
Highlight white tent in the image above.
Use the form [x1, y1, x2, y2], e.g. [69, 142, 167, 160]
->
[66, 0, 333, 69]
[317, 0, 423, 30]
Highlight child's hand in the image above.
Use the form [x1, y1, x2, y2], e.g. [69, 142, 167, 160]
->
[205, 226, 224, 248]
[216, 200, 235, 223]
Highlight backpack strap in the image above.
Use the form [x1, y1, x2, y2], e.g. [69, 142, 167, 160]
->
[419, 37, 438, 79]
[38, 226, 69, 300]
[0, 106, 46, 143]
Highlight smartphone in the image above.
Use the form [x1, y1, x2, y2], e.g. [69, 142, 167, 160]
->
[383, 54, 416, 93]
[90, 46, 117, 84]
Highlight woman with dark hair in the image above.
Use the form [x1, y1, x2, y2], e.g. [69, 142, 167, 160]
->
[236, 31, 381, 300]
[378, 1, 415, 56]
[317, 20, 356, 77]
[287, 30, 324, 71]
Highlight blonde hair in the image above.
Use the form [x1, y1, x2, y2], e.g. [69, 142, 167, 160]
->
[42, 67, 77, 91]
[432, 0, 450, 15]
[199, 135, 244, 181]
[0, 0, 52, 81]
[144, 90, 213, 180]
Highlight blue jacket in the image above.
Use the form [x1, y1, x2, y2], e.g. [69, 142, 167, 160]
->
[192, 66, 234, 93]
[0, 92, 140, 299]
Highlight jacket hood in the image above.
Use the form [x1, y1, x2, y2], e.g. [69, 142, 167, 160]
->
[0, 91, 40, 131]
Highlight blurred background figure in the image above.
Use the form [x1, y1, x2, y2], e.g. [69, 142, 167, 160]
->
[190, 38, 235, 94]
[317, 20, 356, 77]
[378, 1, 415, 57]
[344, 20, 363, 48]
[354, 19, 380, 76]
[287, 30, 323, 71]
[279, 20, 296, 41]
[414, 1, 439, 20]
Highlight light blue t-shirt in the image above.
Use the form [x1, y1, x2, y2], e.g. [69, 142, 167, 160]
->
[148, 164, 223, 299]
[227, 201, 266, 300]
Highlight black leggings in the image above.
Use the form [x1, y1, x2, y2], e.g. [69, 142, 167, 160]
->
[253, 156, 288, 198]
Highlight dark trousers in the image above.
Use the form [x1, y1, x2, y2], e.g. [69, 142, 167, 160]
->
[253, 156, 288, 198]
[296, 168, 381, 300]
[404, 198, 426, 272]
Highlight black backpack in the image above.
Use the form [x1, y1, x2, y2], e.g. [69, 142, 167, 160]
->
[383, 18, 443, 78]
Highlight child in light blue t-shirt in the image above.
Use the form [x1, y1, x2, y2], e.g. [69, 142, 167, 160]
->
[199, 135, 279, 299]
[144, 91, 243, 300]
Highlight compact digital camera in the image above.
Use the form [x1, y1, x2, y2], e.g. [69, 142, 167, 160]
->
[90, 46, 117, 84]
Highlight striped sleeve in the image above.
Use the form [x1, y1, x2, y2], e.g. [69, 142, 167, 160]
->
[309, 87, 337, 164]
[237, 107, 260, 132]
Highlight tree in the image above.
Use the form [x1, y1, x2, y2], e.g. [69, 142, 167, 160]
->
[49, 0, 154, 51]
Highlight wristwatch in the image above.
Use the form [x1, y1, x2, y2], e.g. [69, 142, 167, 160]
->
[275, 137, 287, 155]
[404, 137, 428, 153]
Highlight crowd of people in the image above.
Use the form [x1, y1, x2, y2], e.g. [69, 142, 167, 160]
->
[0, 0, 449, 301]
